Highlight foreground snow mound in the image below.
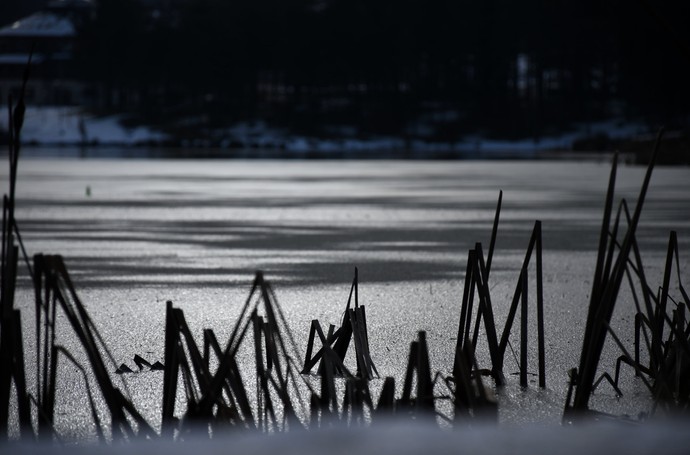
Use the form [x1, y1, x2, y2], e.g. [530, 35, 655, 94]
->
[8, 420, 690, 455]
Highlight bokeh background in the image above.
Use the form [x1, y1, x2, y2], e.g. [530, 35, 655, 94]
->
[1, 0, 689, 158]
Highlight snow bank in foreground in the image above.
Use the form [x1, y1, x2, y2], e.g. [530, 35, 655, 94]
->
[7, 420, 690, 455]
[0, 106, 168, 146]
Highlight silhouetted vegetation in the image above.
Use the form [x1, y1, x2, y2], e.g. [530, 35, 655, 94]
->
[2, 48, 690, 443]
[3, 113, 687, 440]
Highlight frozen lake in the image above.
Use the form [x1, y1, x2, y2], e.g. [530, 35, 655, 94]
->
[11, 159, 689, 287]
[3, 158, 690, 440]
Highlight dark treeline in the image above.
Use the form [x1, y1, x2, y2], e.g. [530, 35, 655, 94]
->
[75, 0, 690, 140]
[0, 0, 48, 25]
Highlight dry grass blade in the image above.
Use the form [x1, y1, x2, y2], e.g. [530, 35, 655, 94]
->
[572, 129, 663, 413]
[401, 331, 434, 415]
[33, 255, 156, 440]
[454, 248, 476, 374]
[343, 377, 372, 426]
[375, 377, 396, 416]
[496, 221, 546, 388]
[486, 190, 503, 277]
[302, 269, 377, 379]
[590, 228, 690, 413]
[450, 339, 497, 421]
[0, 54, 33, 437]
[453, 223, 546, 387]
[202, 328, 254, 426]
[162, 302, 180, 437]
[188, 273, 309, 432]
[473, 244, 503, 385]
[0, 306, 31, 439]
[53, 346, 105, 443]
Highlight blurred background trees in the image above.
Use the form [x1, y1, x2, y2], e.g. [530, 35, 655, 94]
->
[7, 0, 690, 140]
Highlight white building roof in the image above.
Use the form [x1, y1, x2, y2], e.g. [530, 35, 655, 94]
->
[0, 11, 76, 38]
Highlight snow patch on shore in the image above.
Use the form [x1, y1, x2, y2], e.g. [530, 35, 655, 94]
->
[0, 106, 168, 146]
[1, 106, 649, 155]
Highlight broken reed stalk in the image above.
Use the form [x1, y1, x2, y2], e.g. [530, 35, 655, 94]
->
[570, 129, 663, 415]
[53, 346, 106, 443]
[164, 296, 262, 435]
[167, 272, 312, 434]
[450, 339, 497, 422]
[0, 87, 683, 438]
[589, 223, 690, 416]
[0, 49, 34, 441]
[163, 303, 220, 426]
[646, 232, 690, 409]
[163, 273, 497, 431]
[400, 331, 434, 414]
[485, 190, 502, 276]
[8, 153, 684, 437]
[202, 327, 253, 427]
[520, 270, 528, 387]
[493, 221, 545, 387]
[302, 268, 378, 380]
[471, 243, 503, 383]
[597, 199, 666, 384]
[6, 217, 687, 436]
[454, 204, 546, 389]
[342, 377, 373, 426]
[32, 255, 156, 440]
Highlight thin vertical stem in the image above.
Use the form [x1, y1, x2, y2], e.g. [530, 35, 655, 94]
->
[520, 270, 528, 388]
[535, 221, 546, 388]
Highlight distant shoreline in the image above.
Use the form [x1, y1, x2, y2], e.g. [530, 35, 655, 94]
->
[2, 145, 633, 162]
[4, 107, 687, 164]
